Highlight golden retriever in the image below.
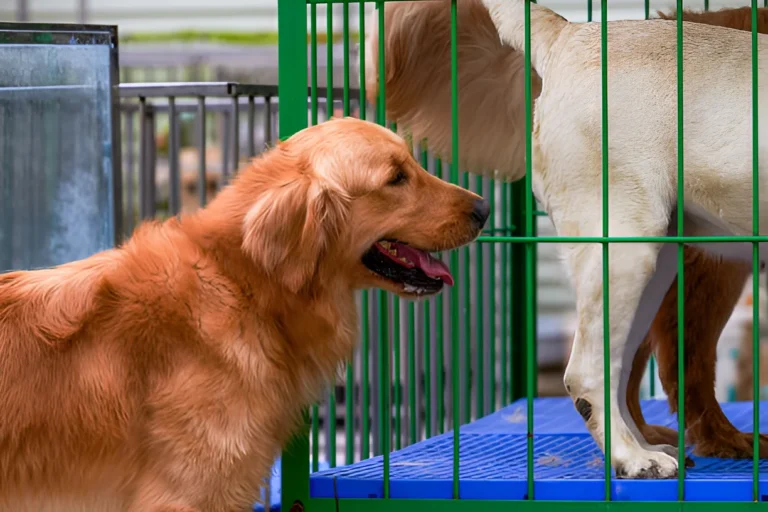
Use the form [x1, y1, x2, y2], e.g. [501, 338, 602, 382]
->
[367, 0, 768, 466]
[0, 117, 488, 511]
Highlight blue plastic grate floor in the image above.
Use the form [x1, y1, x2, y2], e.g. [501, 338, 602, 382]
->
[310, 398, 768, 502]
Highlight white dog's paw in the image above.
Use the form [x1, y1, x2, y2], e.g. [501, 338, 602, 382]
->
[614, 449, 678, 479]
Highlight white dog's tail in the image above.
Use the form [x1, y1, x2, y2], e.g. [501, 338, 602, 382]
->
[483, 0, 568, 76]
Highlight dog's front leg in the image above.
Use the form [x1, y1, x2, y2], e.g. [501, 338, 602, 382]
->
[564, 241, 680, 479]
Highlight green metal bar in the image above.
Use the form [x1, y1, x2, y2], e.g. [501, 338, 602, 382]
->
[600, 0, 611, 500]
[437, 160, 446, 435]
[359, 0, 367, 121]
[507, 184, 514, 403]
[524, 0, 536, 500]
[476, 175, 485, 419]
[310, 12, 320, 473]
[424, 299, 433, 439]
[705, 0, 710, 11]
[377, 291, 390, 498]
[394, 297, 402, 451]
[489, 181, 497, 412]
[376, 2, 390, 498]
[450, 0, 460, 498]
[342, 1, 350, 118]
[511, 182, 527, 402]
[752, 0, 761, 499]
[326, 2, 337, 468]
[500, 184, 509, 406]
[358, 0, 370, 465]
[341, 0, 354, 467]
[361, 292, 370, 459]
[408, 301, 417, 445]
[644, 0, 649, 19]
[312, 405, 319, 472]
[311, 5, 319, 127]
[421, 146, 432, 440]
[649, 357, 656, 397]
[277, 0, 309, 506]
[676, 0, 686, 499]
[463, 171, 472, 425]
[588, 0, 593, 22]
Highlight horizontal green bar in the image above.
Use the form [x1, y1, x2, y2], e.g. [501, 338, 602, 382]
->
[534, 210, 549, 217]
[306, 499, 768, 512]
[476, 235, 768, 244]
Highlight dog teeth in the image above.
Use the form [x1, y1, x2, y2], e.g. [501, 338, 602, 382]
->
[403, 284, 426, 294]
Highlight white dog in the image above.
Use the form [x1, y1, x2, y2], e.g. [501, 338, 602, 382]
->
[481, 0, 768, 479]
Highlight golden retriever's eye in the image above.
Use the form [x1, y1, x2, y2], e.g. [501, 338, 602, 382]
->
[388, 169, 407, 186]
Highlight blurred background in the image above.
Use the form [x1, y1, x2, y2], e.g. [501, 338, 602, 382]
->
[2, 0, 767, 472]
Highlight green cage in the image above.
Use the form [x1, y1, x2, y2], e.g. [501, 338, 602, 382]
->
[275, 0, 768, 510]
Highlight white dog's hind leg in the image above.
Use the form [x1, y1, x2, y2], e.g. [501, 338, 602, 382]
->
[616, 243, 681, 460]
[563, 241, 679, 479]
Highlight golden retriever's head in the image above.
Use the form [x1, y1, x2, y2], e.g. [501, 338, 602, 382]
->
[241, 118, 488, 297]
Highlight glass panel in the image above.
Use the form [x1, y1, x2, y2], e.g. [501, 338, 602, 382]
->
[0, 33, 115, 272]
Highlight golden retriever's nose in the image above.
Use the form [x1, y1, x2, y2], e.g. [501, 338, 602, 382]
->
[470, 198, 491, 229]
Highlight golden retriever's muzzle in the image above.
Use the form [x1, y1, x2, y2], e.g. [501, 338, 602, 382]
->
[362, 194, 489, 297]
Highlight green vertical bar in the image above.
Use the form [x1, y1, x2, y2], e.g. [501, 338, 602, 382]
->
[476, 175, 485, 419]
[359, 0, 367, 121]
[676, 0, 686, 499]
[501, 185, 509, 405]
[312, 405, 319, 472]
[342, 1, 350, 117]
[378, 291, 391, 498]
[326, 2, 337, 468]
[358, 0, 370, 465]
[510, 181, 528, 403]
[376, 2, 391, 499]
[424, 299, 433, 439]
[705, 0, 710, 11]
[278, 0, 309, 507]
[340, 0, 354, 467]
[362, 292, 371, 459]
[311, 5, 319, 126]
[588, 0, 593, 22]
[408, 301, 417, 445]
[310, 2, 321, 475]
[600, 0, 611, 500]
[463, 171, 471, 424]
[644, 0, 650, 19]
[450, 0, 460, 498]
[508, 183, 515, 402]
[394, 297, 402, 450]
[752, 0, 760, 499]
[489, 182, 497, 412]
[436, 162, 446, 435]
[421, 147, 433, 440]
[524, 0, 536, 499]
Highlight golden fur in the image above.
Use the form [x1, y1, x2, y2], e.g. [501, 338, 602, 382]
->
[0, 118, 484, 511]
[368, 1, 768, 459]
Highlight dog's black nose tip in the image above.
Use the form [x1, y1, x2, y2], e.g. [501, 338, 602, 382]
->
[471, 198, 490, 228]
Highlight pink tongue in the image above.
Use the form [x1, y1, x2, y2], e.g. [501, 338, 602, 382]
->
[389, 242, 454, 286]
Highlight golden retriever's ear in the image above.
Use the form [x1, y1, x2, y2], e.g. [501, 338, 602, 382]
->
[242, 177, 346, 293]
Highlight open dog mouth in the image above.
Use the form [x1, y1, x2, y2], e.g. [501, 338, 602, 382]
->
[362, 240, 454, 295]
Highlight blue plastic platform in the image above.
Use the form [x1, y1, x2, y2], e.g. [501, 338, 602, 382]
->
[310, 398, 768, 502]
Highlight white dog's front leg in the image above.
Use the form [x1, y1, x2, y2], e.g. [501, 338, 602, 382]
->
[564, 242, 679, 479]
